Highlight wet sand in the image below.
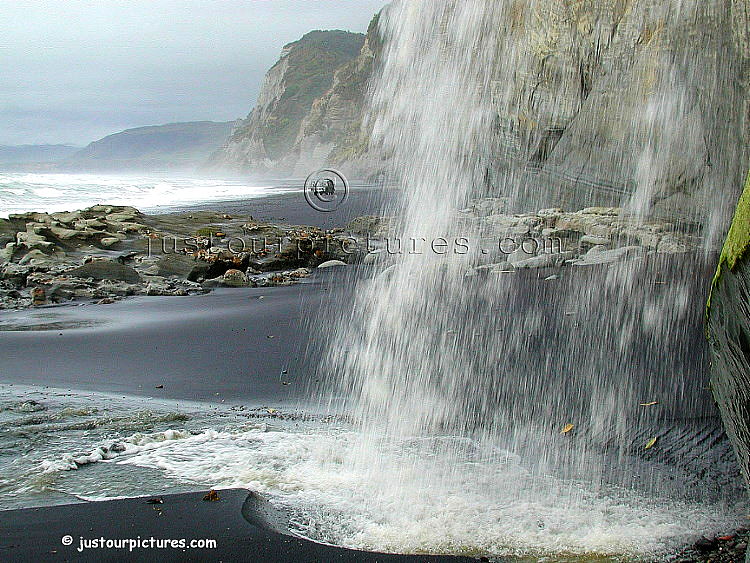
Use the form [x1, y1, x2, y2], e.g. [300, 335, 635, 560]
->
[0, 489, 476, 562]
[0, 280, 335, 404]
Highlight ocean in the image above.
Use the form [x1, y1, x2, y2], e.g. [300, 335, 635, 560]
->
[0, 172, 298, 217]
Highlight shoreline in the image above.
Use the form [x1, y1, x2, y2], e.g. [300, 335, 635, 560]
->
[0, 489, 478, 562]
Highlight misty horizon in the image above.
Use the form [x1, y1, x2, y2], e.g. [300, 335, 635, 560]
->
[1, 0, 385, 147]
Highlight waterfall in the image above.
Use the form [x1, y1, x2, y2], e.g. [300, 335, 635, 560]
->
[314, 0, 747, 557]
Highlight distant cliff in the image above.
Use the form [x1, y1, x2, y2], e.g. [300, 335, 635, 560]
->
[64, 121, 234, 171]
[208, 25, 380, 178]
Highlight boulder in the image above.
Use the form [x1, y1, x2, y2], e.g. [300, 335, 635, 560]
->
[107, 221, 146, 233]
[187, 263, 211, 282]
[16, 231, 54, 252]
[221, 269, 248, 287]
[73, 218, 107, 230]
[317, 259, 347, 268]
[574, 246, 645, 266]
[67, 260, 141, 283]
[0, 243, 16, 263]
[18, 249, 64, 267]
[156, 254, 197, 278]
[50, 211, 82, 225]
[106, 212, 138, 223]
[580, 234, 611, 247]
[48, 225, 83, 241]
[99, 237, 121, 248]
[512, 251, 575, 269]
[1, 263, 30, 286]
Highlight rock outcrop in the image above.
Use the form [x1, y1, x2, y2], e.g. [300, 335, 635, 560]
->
[0, 204, 369, 309]
[211, 2, 748, 238]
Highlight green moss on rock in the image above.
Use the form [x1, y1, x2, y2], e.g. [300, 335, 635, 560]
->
[708, 169, 750, 313]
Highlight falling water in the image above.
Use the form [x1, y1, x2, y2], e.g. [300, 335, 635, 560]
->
[315, 0, 747, 558]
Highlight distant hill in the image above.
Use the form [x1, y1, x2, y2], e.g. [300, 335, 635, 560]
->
[64, 121, 235, 171]
[0, 145, 81, 168]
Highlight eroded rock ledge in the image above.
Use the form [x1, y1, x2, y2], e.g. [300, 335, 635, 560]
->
[0, 205, 367, 309]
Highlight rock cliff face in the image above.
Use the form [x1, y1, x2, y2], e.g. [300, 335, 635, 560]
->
[474, 0, 749, 240]
[208, 29, 369, 176]
[707, 171, 750, 495]
[213, 2, 748, 234]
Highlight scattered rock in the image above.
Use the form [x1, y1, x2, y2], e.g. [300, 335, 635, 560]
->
[156, 254, 198, 278]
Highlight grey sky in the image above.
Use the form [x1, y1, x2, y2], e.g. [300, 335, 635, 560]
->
[1, 0, 386, 146]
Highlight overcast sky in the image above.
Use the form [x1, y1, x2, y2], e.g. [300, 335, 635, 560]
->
[1, 0, 386, 146]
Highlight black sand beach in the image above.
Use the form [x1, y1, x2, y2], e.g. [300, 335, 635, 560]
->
[0, 282, 329, 404]
[0, 191, 389, 561]
[0, 191, 745, 561]
[0, 489, 477, 562]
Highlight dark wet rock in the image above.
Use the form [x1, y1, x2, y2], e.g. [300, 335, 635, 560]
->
[155, 254, 199, 278]
[47, 283, 75, 303]
[116, 251, 139, 264]
[30, 287, 46, 306]
[694, 537, 718, 552]
[67, 260, 141, 283]
[187, 262, 211, 282]
[707, 178, 750, 503]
